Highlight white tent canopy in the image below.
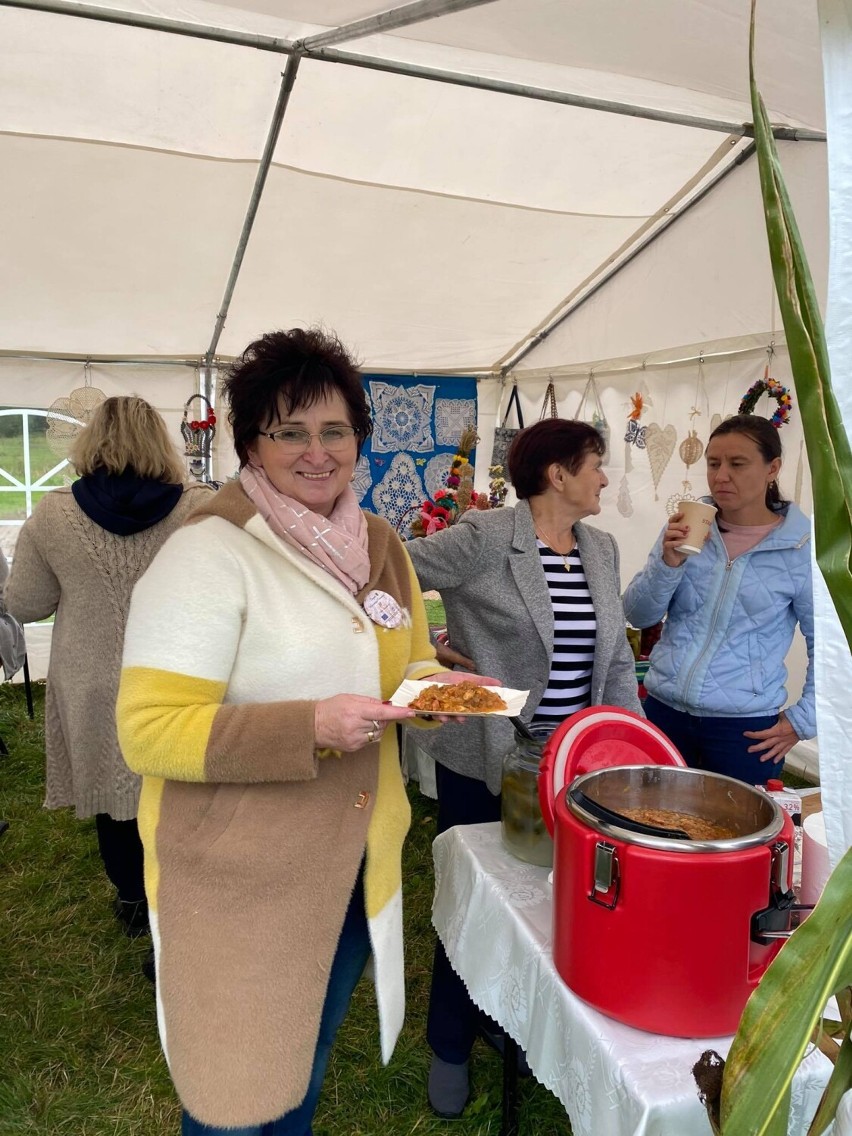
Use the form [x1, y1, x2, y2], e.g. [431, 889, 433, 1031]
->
[2, 0, 849, 862]
[0, 0, 827, 370]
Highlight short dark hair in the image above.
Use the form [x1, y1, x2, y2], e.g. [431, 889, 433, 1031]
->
[507, 418, 605, 499]
[708, 413, 786, 509]
[222, 327, 372, 466]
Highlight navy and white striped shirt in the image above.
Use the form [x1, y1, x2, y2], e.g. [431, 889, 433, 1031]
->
[531, 542, 597, 730]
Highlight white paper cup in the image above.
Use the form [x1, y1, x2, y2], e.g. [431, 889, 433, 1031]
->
[674, 500, 717, 556]
[800, 811, 831, 907]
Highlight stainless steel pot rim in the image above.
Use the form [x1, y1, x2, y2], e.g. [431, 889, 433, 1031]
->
[565, 764, 785, 853]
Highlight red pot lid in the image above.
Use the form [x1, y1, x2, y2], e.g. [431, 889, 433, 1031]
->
[538, 706, 686, 835]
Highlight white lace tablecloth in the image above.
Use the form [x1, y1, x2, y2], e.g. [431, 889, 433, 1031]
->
[432, 823, 831, 1136]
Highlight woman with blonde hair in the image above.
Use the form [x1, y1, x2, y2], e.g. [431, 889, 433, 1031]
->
[7, 396, 211, 950]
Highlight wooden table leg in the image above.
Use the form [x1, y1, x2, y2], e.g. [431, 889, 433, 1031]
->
[501, 1032, 520, 1136]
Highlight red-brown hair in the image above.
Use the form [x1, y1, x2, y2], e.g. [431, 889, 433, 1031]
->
[507, 419, 605, 499]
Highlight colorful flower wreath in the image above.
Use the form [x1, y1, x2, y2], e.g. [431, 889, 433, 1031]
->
[737, 374, 793, 428]
[409, 426, 488, 537]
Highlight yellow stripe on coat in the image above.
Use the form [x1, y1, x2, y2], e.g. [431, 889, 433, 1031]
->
[117, 667, 226, 781]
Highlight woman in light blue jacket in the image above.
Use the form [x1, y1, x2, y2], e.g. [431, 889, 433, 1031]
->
[623, 414, 814, 784]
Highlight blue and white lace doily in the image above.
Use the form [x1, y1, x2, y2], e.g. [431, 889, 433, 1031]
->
[435, 398, 476, 447]
[424, 452, 454, 499]
[369, 382, 436, 454]
[370, 452, 425, 535]
[350, 454, 372, 504]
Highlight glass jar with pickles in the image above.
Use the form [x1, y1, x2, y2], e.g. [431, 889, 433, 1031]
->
[500, 724, 554, 867]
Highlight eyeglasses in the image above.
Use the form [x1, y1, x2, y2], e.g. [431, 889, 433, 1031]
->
[258, 425, 358, 452]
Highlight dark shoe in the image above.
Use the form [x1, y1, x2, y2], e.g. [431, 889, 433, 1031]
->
[478, 1024, 532, 1078]
[428, 1055, 470, 1118]
[141, 946, 156, 985]
[113, 896, 150, 939]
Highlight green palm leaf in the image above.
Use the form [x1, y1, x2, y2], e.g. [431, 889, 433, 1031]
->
[707, 8, 852, 1134]
[746, 0, 852, 652]
[720, 847, 852, 1134]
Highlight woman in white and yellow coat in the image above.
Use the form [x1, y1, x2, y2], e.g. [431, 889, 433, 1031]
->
[117, 328, 494, 1135]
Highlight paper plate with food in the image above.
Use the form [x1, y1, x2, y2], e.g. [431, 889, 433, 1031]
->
[390, 679, 529, 717]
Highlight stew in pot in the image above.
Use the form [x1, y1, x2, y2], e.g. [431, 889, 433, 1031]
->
[619, 807, 737, 841]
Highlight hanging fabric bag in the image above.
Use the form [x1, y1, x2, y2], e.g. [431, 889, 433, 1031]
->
[491, 383, 525, 485]
[577, 375, 610, 460]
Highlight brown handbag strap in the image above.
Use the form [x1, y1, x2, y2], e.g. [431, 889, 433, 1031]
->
[539, 380, 558, 420]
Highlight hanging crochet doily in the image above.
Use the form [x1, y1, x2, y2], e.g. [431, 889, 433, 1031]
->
[45, 364, 107, 458]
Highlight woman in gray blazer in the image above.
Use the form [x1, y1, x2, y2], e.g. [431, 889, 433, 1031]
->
[406, 418, 641, 1118]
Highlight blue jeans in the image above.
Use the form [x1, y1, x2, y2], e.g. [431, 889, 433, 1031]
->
[181, 866, 371, 1136]
[644, 695, 782, 785]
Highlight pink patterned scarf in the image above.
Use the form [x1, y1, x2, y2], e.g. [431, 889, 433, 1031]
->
[240, 465, 370, 596]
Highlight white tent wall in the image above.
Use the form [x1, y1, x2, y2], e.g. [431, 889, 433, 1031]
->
[0, 355, 198, 558]
[0, 355, 202, 688]
[0, 358, 196, 430]
[815, 0, 852, 864]
[0, 356, 195, 440]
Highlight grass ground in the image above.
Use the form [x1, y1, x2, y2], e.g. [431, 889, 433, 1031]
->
[0, 433, 71, 520]
[0, 682, 571, 1135]
[422, 597, 446, 628]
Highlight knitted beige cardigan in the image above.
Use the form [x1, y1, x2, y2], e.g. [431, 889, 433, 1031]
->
[6, 483, 211, 819]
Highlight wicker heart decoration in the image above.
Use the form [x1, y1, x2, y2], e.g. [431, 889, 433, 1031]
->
[644, 423, 677, 499]
[710, 413, 723, 434]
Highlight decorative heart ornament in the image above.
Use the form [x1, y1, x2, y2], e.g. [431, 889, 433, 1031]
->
[644, 423, 677, 499]
[709, 413, 723, 434]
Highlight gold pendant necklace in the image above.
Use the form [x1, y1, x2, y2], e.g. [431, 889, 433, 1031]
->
[535, 528, 576, 572]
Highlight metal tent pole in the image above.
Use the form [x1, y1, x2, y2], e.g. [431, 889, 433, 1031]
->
[502, 340, 786, 385]
[306, 49, 825, 141]
[0, 349, 493, 375]
[499, 142, 760, 376]
[0, 0, 826, 141]
[298, 0, 497, 51]
[205, 55, 302, 364]
[0, 351, 199, 366]
[200, 362, 216, 482]
[203, 1, 496, 365]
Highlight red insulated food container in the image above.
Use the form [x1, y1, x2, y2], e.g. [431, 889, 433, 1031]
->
[538, 707, 796, 1038]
